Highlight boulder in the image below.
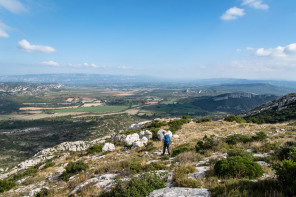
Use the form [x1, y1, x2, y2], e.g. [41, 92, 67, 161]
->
[172, 135, 179, 139]
[157, 129, 172, 141]
[102, 143, 115, 153]
[124, 133, 140, 146]
[132, 141, 145, 149]
[140, 136, 148, 145]
[112, 134, 126, 143]
[139, 130, 153, 139]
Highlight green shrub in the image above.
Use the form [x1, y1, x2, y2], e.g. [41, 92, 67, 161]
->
[44, 161, 55, 169]
[227, 148, 253, 160]
[87, 144, 103, 154]
[143, 120, 167, 129]
[100, 173, 167, 197]
[0, 179, 15, 193]
[252, 132, 267, 141]
[225, 134, 252, 145]
[196, 118, 211, 123]
[273, 156, 296, 195]
[60, 161, 88, 181]
[214, 156, 264, 179]
[35, 188, 50, 197]
[172, 143, 191, 157]
[195, 135, 219, 153]
[120, 129, 137, 135]
[8, 165, 39, 182]
[246, 117, 265, 124]
[172, 165, 200, 188]
[277, 141, 296, 160]
[168, 117, 190, 133]
[224, 115, 246, 123]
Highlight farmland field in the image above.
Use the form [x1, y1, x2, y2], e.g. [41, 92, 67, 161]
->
[48, 105, 129, 113]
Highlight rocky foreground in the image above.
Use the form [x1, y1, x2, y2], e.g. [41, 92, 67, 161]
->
[0, 119, 294, 197]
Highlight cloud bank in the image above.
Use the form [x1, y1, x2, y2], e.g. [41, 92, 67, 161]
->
[18, 40, 56, 53]
[242, 0, 269, 10]
[221, 7, 245, 21]
[42, 61, 59, 66]
[255, 43, 296, 58]
[0, 0, 27, 14]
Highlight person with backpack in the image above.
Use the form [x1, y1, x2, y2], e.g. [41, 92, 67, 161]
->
[162, 131, 171, 155]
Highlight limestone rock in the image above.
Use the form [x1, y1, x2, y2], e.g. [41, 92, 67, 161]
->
[124, 133, 140, 146]
[139, 130, 153, 139]
[102, 143, 115, 153]
[157, 129, 172, 141]
[140, 136, 148, 145]
[132, 141, 144, 149]
[149, 187, 211, 197]
[172, 134, 179, 139]
[112, 134, 126, 143]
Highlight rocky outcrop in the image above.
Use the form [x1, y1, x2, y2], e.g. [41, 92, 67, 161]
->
[139, 130, 153, 139]
[129, 121, 151, 130]
[102, 143, 115, 152]
[124, 133, 140, 146]
[131, 137, 148, 149]
[112, 134, 126, 143]
[157, 129, 172, 141]
[240, 93, 296, 117]
[149, 187, 211, 197]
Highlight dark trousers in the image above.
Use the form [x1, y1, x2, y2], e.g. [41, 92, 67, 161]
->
[162, 143, 171, 155]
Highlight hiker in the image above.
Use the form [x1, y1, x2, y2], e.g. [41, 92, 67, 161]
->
[162, 131, 171, 155]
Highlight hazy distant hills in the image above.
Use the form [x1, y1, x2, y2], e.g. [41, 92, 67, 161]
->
[207, 83, 295, 96]
[144, 92, 278, 116]
[240, 93, 296, 123]
[183, 93, 278, 114]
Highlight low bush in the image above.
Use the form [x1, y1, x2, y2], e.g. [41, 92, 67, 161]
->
[224, 115, 246, 123]
[225, 134, 252, 145]
[0, 179, 15, 193]
[168, 117, 191, 133]
[60, 161, 88, 181]
[195, 135, 219, 153]
[172, 143, 191, 157]
[214, 156, 263, 179]
[273, 153, 296, 196]
[252, 132, 267, 141]
[195, 118, 211, 123]
[246, 117, 265, 124]
[35, 188, 50, 197]
[277, 141, 296, 161]
[100, 173, 167, 197]
[143, 120, 167, 129]
[227, 148, 253, 160]
[174, 152, 203, 164]
[172, 165, 200, 188]
[44, 161, 55, 169]
[87, 144, 103, 154]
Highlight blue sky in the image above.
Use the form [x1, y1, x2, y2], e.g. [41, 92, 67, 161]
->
[0, 0, 296, 80]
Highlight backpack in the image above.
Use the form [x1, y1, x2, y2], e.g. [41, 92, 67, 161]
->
[164, 134, 171, 144]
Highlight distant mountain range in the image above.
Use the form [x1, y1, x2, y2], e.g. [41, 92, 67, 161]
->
[1, 74, 296, 89]
[183, 93, 278, 114]
[240, 93, 296, 123]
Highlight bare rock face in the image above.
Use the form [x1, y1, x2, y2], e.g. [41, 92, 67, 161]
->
[112, 134, 127, 143]
[124, 133, 140, 146]
[139, 130, 153, 139]
[129, 121, 151, 130]
[157, 129, 172, 141]
[149, 187, 211, 197]
[102, 143, 115, 153]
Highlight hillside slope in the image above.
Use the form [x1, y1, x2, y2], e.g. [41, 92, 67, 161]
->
[1, 119, 295, 197]
[240, 93, 296, 123]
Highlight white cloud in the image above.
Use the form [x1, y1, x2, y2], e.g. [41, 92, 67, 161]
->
[246, 47, 255, 51]
[0, 21, 9, 38]
[221, 7, 245, 21]
[242, 0, 269, 10]
[42, 61, 59, 66]
[255, 43, 296, 58]
[0, 0, 27, 14]
[18, 39, 56, 53]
